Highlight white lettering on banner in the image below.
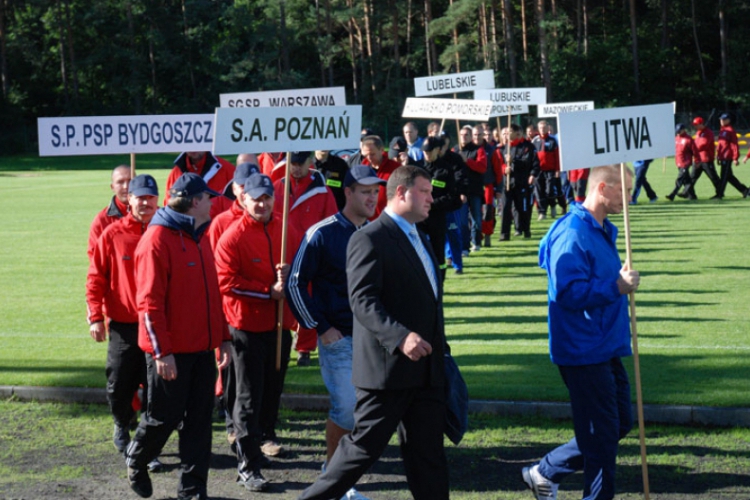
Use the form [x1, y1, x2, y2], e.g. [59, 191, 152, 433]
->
[414, 70, 495, 97]
[219, 86, 346, 108]
[557, 102, 675, 172]
[538, 101, 595, 117]
[401, 98, 493, 121]
[474, 87, 547, 106]
[38, 114, 214, 156]
[213, 105, 362, 155]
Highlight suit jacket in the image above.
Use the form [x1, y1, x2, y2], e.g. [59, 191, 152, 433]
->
[346, 213, 446, 390]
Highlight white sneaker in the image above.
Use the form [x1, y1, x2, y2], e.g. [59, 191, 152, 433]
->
[537, 213, 546, 221]
[550, 206, 557, 218]
[521, 464, 559, 500]
[471, 243, 481, 252]
[342, 487, 370, 500]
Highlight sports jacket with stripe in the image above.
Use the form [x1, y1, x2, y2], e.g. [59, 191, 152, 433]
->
[134, 207, 230, 358]
[273, 169, 338, 235]
[214, 212, 300, 333]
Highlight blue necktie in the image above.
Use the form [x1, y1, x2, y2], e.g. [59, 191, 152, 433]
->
[409, 227, 438, 298]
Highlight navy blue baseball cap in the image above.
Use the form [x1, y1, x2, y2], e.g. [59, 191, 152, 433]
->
[675, 123, 686, 134]
[169, 172, 221, 198]
[344, 165, 386, 188]
[290, 151, 312, 164]
[128, 174, 159, 197]
[720, 113, 731, 121]
[244, 174, 275, 200]
[224, 162, 260, 200]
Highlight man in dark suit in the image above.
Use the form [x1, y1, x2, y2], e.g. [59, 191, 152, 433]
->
[297, 165, 449, 500]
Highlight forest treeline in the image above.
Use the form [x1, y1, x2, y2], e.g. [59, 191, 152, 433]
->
[0, 0, 746, 153]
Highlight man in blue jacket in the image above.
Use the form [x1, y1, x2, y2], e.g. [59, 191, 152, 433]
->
[523, 165, 640, 500]
[286, 165, 385, 500]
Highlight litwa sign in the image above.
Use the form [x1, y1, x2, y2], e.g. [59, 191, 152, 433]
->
[557, 103, 675, 172]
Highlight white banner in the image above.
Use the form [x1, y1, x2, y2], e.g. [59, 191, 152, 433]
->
[414, 70, 495, 97]
[538, 101, 595, 118]
[219, 86, 346, 108]
[474, 87, 547, 107]
[38, 114, 214, 156]
[557, 103, 675, 172]
[401, 98, 493, 121]
[213, 105, 361, 155]
[486, 103, 529, 118]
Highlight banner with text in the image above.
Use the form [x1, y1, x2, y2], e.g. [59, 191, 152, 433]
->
[414, 70, 495, 97]
[538, 101, 595, 118]
[219, 86, 346, 108]
[402, 98, 493, 121]
[38, 114, 214, 156]
[557, 103, 675, 172]
[213, 105, 361, 155]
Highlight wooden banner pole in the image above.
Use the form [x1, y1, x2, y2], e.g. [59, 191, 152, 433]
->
[620, 162, 651, 500]
[130, 153, 136, 178]
[276, 151, 293, 371]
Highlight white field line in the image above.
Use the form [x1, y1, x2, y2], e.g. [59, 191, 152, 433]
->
[446, 339, 750, 350]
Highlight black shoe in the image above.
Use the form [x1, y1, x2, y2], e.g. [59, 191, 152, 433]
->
[744, 188, 750, 199]
[113, 424, 130, 454]
[677, 191, 688, 198]
[239, 470, 269, 492]
[523, 232, 531, 239]
[178, 493, 208, 500]
[710, 194, 723, 200]
[455, 269, 463, 275]
[128, 467, 153, 498]
[147, 458, 164, 473]
[666, 193, 675, 201]
[296, 352, 311, 367]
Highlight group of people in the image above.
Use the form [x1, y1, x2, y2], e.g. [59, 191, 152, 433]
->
[85, 113, 644, 500]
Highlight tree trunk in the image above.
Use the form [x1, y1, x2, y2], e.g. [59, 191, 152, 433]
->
[325, 0, 334, 86]
[315, 0, 325, 86]
[718, 0, 727, 92]
[660, 0, 669, 49]
[363, 0, 376, 92]
[56, 0, 69, 108]
[629, 0, 641, 102]
[424, 0, 437, 75]
[148, 25, 157, 110]
[406, 0, 412, 80]
[520, 0, 528, 62]
[180, 0, 196, 98]
[583, 0, 588, 54]
[550, 0, 558, 51]
[62, 0, 79, 106]
[125, 1, 141, 113]
[279, 0, 290, 74]
[346, 0, 358, 102]
[0, 0, 8, 99]
[489, 0, 499, 70]
[450, 0, 460, 72]
[536, 0, 552, 100]
[391, 0, 401, 79]
[690, 0, 706, 83]
[478, 2, 488, 69]
[502, 0, 517, 85]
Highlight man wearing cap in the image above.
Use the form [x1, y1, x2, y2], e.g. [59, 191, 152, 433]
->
[273, 151, 338, 367]
[164, 151, 235, 218]
[86, 174, 159, 457]
[88, 165, 131, 261]
[126, 173, 232, 500]
[667, 124, 699, 201]
[420, 137, 461, 280]
[688, 117, 721, 199]
[208, 162, 261, 250]
[359, 135, 400, 219]
[314, 150, 350, 211]
[286, 166, 385, 500]
[716, 113, 749, 199]
[297, 165, 449, 500]
[214, 174, 301, 492]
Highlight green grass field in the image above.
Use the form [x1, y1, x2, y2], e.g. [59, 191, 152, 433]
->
[1, 154, 749, 408]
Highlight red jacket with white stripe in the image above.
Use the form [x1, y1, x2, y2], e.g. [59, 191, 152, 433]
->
[86, 214, 148, 324]
[675, 133, 699, 168]
[87, 196, 128, 261]
[164, 152, 235, 219]
[717, 125, 739, 162]
[214, 213, 300, 333]
[273, 170, 338, 234]
[134, 207, 230, 358]
[207, 200, 244, 251]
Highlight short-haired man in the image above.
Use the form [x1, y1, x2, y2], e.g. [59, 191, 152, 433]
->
[716, 113, 748, 198]
[164, 151, 235, 218]
[298, 165, 449, 500]
[360, 135, 400, 218]
[126, 173, 232, 500]
[523, 165, 639, 500]
[688, 116, 722, 199]
[88, 165, 131, 261]
[86, 174, 158, 456]
[215, 174, 301, 492]
[287, 166, 386, 500]
[274, 151, 338, 367]
[532, 120, 567, 219]
[403, 121, 425, 165]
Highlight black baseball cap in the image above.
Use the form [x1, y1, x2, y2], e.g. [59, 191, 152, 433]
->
[169, 172, 221, 198]
[421, 136, 444, 153]
[224, 162, 260, 200]
[675, 123, 686, 134]
[388, 136, 407, 159]
[128, 174, 159, 197]
[344, 165, 387, 188]
[290, 151, 312, 164]
[244, 174, 275, 200]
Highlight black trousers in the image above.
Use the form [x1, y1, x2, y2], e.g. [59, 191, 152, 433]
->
[501, 184, 533, 238]
[220, 359, 236, 435]
[535, 171, 567, 213]
[298, 385, 449, 500]
[718, 160, 748, 197]
[670, 168, 694, 198]
[126, 351, 216, 498]
[106, 321, 147, 429]
[232, 328, 292, 474]
[689, 161, 721, 195]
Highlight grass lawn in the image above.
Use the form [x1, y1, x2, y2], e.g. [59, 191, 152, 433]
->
[1, 154, 749, 408]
